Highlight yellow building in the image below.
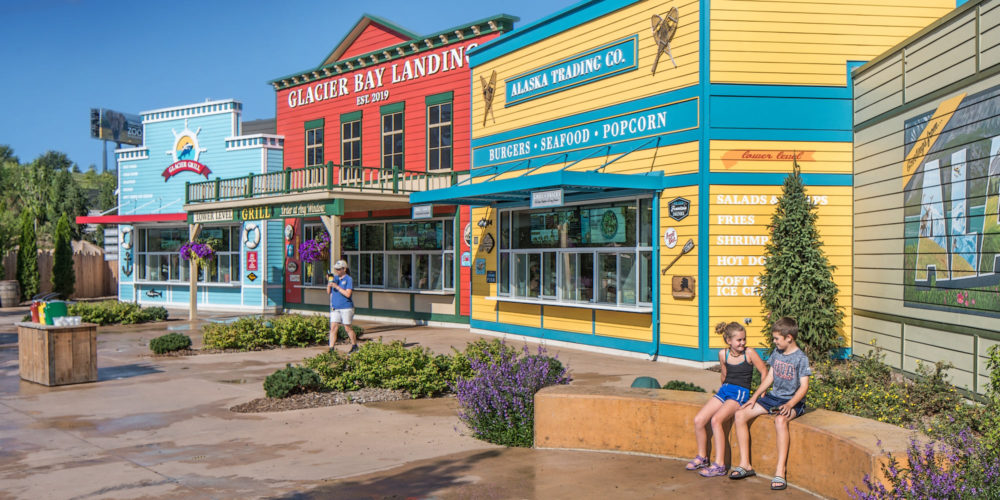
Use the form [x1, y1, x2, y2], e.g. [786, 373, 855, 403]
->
[414, 0, 955, 363]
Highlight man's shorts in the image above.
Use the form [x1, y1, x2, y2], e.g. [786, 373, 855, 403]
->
[714, 383, 751, 405]
[330, 308, 354, 325]
[756, 392, 805, 417]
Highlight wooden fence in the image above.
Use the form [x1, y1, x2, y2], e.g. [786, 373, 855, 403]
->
[2, 240, 118, 300]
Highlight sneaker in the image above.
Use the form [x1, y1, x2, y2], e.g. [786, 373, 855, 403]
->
[348, 344, 359, 353]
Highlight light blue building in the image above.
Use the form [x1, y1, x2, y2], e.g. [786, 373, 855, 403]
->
[86, 100, 286, 312]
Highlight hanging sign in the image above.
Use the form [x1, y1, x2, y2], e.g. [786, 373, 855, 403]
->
[412, 204, 433, 219]
[480, 233, 495, 254]
[530, 189, 564, 208]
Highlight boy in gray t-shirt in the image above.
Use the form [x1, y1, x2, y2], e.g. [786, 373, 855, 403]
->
[728, 317, 811, 491]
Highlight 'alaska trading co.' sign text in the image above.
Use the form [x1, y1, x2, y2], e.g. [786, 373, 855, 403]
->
[505, 36, 638, 107]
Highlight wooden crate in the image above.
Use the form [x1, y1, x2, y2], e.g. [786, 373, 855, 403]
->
[16, 322, 98, 386]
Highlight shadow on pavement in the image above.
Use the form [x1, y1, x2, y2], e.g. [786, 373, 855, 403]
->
[274, 449, 505, 500]
[98, 363, 163, 381]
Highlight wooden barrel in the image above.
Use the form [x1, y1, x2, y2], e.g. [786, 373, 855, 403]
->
[0, 280, 20, 308]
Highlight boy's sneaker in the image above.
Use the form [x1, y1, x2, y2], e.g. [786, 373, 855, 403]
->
[348, 344, 359, 353]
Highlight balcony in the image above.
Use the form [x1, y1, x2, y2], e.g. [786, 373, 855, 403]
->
[185, 163, 461, 205]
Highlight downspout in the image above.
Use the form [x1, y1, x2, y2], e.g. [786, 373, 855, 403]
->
[650, 190, 661, 360]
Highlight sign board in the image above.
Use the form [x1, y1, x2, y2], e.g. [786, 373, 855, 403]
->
[90, 108, 143, 146]
[246, 251, 258, 271]
[461, 251, 472, 267]
[506, 35, 638, 107]
[531, 189, 564, 208]
[412, 204, 433, 219]
[668, 197, 690, 221]
[486, 271, 496, 283]
[191, 209, 235, 224]
[103, 227, 118, 261]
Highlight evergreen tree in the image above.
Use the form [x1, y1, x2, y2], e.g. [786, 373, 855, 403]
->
[16, 211, 39, 301]
[52, 213, 75, 298]
[756, 160, 844, 360]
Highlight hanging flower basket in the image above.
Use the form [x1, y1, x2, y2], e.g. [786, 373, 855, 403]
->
[299, 231, 330, 264]
[179, 241, 216, 274]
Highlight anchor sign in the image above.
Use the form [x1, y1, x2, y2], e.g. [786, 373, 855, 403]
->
[480, 70, 497, 127]
[650, 7, 679, 75]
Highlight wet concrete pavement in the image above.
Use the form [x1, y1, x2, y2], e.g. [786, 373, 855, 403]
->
[0, 307, 816, 499]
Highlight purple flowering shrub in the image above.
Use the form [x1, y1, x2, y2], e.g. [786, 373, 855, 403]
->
[299, 231, 330, 264]
[453, 343, 570, 447]
[852, 431, 1000, 500]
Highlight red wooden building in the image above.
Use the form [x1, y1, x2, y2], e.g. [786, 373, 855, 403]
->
[269, 14, 516, 323]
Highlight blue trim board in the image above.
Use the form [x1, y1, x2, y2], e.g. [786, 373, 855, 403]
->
[709, 172, 853, 186]
[410, 169, 666, 205]
[709, 129, 852, 142]
[709, 96, 851, 134]
[698, 0, 712, 361]
[710, 83, 851, 100]
[472, 85, 699, 150]
[471, 319, 663, 356]
[468, 0, 641, 67]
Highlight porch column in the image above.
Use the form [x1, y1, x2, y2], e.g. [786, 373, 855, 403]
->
[320, 215, 341, 264]
[188, 223, 202, 321]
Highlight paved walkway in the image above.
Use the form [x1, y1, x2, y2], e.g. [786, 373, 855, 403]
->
[0, 307, 815, 499]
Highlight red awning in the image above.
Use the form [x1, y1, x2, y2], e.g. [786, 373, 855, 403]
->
[75, 213, 188, 224]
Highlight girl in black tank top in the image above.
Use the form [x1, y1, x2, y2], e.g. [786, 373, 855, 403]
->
[685, 321, 768, 477]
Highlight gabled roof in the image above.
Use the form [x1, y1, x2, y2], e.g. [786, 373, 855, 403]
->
[320, 14, 420, 67]
[270, 14, 519, 91]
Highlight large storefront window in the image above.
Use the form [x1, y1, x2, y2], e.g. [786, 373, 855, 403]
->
[136, 226, 240, 283]
[498, 198, 652, 307]
[342, 219, 454, 291]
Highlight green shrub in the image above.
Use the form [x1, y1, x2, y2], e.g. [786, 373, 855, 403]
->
[263, 364, 323, 399]
[149, 333, 191, 354]
[272, 314, 328, 347]
[304, 339, 452, 397]
[448, 338, 520, 382]
[201, 314, 354, 350]
[662, 380, 706, 392]
[203, 316, 276, 350]
[67, 301, 170, 325]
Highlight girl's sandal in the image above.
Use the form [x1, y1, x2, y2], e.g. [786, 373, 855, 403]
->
[685, 455, 707, 470]
[699, 463, 727, 477]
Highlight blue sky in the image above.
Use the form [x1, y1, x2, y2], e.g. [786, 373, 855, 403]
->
[0, 0, 565, 171]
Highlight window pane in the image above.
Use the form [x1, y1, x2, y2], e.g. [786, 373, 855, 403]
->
[342, 226, 359, 251]
[639, 251, 652, 304]
[597, 253, 617, 304]
[561, 253, 577, 301]
[640, 198, 652, 246]
[429, 106, 439, 124]
[542, 252, 556, 297]
[579, 253, 594, 301]
[429, 128, 439, 147]
[440, 126, 451, 146]
[443, 253, 454, 289]
[169, 254, 180, 281]
[429, 150, 439, 170]
[415, 254, 430, 290]
[619, 253, 636, 305]
[440, 149, 451, 170]
[372, 253, 384, 286]
[444, 220, 454, 250]
[528, 254, 540, 298]
[362, 224, 384, 250]
[360, 253, 371, 285]
[348, 255, 358, 280]
[440, 103, 451, 122]
[387, 255, 401, 288]
[515, 254, 528, 297]
[499, 253, 510, 295]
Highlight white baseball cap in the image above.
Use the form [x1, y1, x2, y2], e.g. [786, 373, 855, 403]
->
[333, 260, 348, 270]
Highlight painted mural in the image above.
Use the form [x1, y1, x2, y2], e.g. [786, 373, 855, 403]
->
[903, 85, 1000, 318]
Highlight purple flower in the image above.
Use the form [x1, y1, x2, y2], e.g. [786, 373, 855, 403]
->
[299, 231, 330, 264]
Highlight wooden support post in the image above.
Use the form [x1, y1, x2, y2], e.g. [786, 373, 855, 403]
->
[188, 223, 203, 321]
[320, 215, 341, 264]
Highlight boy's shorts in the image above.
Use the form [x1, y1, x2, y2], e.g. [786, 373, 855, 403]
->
[714, 383, 751, 405]
[756, 392, 805, 417]
[329, 308, 354, 325]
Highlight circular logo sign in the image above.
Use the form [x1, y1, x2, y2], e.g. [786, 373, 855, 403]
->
[664, 227, 678, 249]
[600, 210, 618, 240]
[463, 223, 472, 249]
[284, 224, 295, 241]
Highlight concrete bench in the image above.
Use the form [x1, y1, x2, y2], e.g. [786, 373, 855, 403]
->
[535, 385, 914, 499]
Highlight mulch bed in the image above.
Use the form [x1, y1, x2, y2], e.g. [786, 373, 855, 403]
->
[230, 388, 411, 413]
